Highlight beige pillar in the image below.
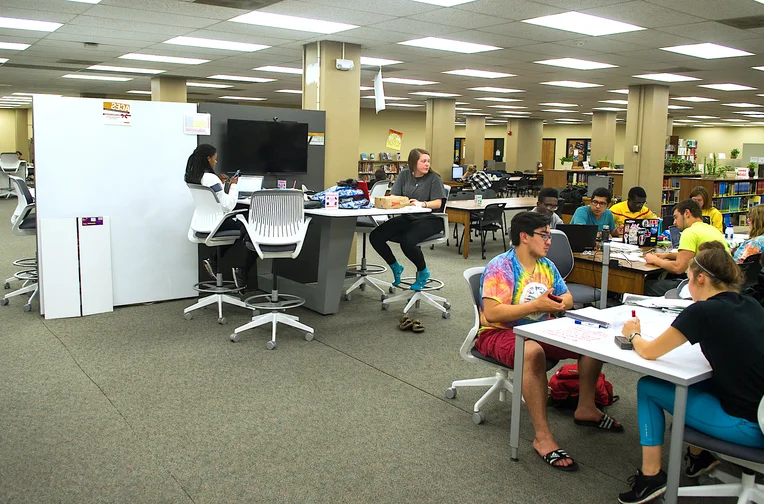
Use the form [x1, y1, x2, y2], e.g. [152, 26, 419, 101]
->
[591, 111, 616, 165]
[505, 119, 543, 172]
[151, 76, 186, 103]
[424, 99, 455, 178]
[465, 116, 486, 168]
[302, 41, 360, 187]
[623, 84, 670, 213]
[666, 117, 673, 136]
[14, 109, 28, 159]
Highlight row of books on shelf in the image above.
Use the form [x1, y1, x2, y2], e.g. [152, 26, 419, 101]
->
[714, 180, 764, 197]
[358, 173, 397, 182]
[568, 172, 601, 184]
[712, 195, 761, 213]
[359, 152, 401, 161]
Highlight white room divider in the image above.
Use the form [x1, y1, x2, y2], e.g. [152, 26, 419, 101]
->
[33, 96, 198, 315]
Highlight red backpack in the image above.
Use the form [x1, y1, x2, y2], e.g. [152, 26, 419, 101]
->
[548, 364, 618, 409]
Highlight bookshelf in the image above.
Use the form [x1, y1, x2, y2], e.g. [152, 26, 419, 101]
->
[665, 135, 697, 164]
[679, 177, 764, 226]
[660, 174, 703, 221]
[358, 160, 406, 182]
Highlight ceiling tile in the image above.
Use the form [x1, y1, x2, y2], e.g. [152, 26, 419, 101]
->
[407, 8, 509, 29]
[582, 1, 706, 29]
[453, 0, 562, 21]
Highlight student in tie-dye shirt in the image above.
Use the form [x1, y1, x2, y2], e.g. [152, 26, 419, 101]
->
[733, 205, 764, 264]
[478, 212, 624, 472]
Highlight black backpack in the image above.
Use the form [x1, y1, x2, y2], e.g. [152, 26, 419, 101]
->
[559, 186, 586, 206]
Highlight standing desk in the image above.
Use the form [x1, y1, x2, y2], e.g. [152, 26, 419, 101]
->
[445, 197, 537, 259]
[511, 306, 712, 504]
[568, 249, 662, 295]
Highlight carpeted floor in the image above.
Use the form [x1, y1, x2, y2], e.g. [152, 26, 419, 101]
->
[0, 197, 713, 503]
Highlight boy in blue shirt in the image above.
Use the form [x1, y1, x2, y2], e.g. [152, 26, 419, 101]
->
[570, 187, 621, 238]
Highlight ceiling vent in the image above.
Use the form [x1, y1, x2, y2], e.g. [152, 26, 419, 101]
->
[4, 62, 85, 71]
[651, 67, 701, 74]
[718, 15, 764, 30]
[191, 0, 281, 9]
[57, 59, 101, 66]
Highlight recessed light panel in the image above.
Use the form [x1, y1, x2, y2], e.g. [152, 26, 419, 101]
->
[722, 103, 763, 107]
[539, 102, 578, 107]
[609, 89, 629, 94]
[671, 96, 717, 102]
[487, 105, 527, 109]
[599, 100, 628, 105]
[542, 109, 575, 113]
[540, 81, 602, 88]
[688, 116, 718, 119]
[461, 112, 489, 115]
[120, 53, 209, 65]
[88, 65, 165, 74]
[699, 83, 756, 91]
[164, 36, 269, 52]
[475, 97, 523, 102]
[254, 65, 302, 75]
[387, 103, 423, 107]
[410, 91, 461, 97]
[535, 58, 617, 70]
[360, 86, 374, 91]
[444, 69, 514, 78]
[360, 57, 403, 66]
[722, 118, 748, 122]
[661, 42, 753, 59]
[410, 0, 476, 4]
[362, 96, 409, 100]
[383, 77, 437, 85]
[62, 74, 132, 82]
[667, 105, 693, 110]
[0, 58, 7, 64]
[455, 107, 479, 111]
[230, 11, 357, 34]
[65, 0, 101, 3]
[208, 74, 275, 83]
[186, 82, 233, 89]
[0, 42, 30, 50]
[593, 107, 626, 111]
[0, 16, 62, 32]
[468, 87, 523, 93]
[276, 89, 302, 94]
[398, 37, 501, 54]
[126, 90, 152, 95]
[522, 12, 645, 36]
[13, 93, 61, 97]
[219, 96, 267, 101]
[633, 73, 700, 82]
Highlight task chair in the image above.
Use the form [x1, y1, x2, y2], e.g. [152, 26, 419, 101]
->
[183, 184, 249, 325]
[678, 396, 764, 503]
[344, 180, 393, 302]
[382, 185, 452, 318]
[547, 229, 600, 306]
[2, 175, 38, 311]
[444, 267, 559, 424]
[231, 189, 313, 350]
[458, 202, 507, 259]
[0, 152, 23, 199]
[740, 253, 762, 302]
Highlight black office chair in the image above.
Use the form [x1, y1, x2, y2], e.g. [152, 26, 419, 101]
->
[740, 253, 762, 301]
[460, 203, 507, 259]
[547, 230, 600, 306]
[515, 177, 531, 197]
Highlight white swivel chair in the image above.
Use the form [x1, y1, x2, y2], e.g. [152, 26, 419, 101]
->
[678, 395, 764, 503]
[345, 180, 394, 301]
[444, 267, 559, 424]
[547, 229, 600, 306]
[231, 190, 313, 350]
[2, 175, 38, 311]
[183, 184, 249, 324]
[0, 152, 23, 199]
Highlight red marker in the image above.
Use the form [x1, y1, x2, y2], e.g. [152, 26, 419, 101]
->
[631, 310, 636, 318]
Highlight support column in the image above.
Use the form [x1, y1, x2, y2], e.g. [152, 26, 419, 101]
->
[666, 117, 674, 136]
[424, 99, 455, 177]
[623, 85, 669, 214]
[14, 109, 28, 159]
[465, 116, 486, 168]
[302, 41, 360, 187]
[591, 111, 616, 165]
[151, 77, 186, 103]
[505, 119, 543, 172]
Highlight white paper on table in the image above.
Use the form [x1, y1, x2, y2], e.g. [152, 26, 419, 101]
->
[571, 306, 677, 341]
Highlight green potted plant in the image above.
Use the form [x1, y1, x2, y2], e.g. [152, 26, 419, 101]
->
[598, 155, 611, 169]
[559, 156, 574, 170]
[748, 161, 757, 178]
[730, 148, 740, 159]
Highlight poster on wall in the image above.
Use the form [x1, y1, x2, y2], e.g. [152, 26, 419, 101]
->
[102, 101, 131, 126]
[308, 132, 324, 146]
[386, 129, 402, 150]
[183, 113, 211, 135]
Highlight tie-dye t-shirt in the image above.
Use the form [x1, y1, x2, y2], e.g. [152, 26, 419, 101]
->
[733, 235, 764, 264]
[479, 248, 568, 331]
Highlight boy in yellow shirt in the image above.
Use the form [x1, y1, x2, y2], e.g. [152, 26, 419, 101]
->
[610, 186, 658, 231]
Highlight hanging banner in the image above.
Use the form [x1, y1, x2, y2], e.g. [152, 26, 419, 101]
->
[102, 101, 131, 126]
[386, 129, 402, 151]
[373, 69, 385, 113]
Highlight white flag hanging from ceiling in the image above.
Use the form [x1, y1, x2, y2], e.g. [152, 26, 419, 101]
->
[373, 68, 385, 113]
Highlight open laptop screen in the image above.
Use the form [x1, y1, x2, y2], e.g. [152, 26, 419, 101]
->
[237, 175, 264, 194]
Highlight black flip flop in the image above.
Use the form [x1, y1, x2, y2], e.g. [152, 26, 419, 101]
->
[539, 448, 579, 472]
[574, 413, 624, 433]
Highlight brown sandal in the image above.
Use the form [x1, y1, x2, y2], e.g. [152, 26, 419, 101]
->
[398, 316, 414, 331]
[411, 319, 425, 333]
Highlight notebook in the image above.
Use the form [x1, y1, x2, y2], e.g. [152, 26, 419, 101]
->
[236, 175, 264, 197]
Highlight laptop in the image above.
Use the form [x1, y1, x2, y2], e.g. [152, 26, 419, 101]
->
[557, 224, 598, 253]
[668, 225, 681, 248]
[236, 175, 264, 198]
[623, 218, 662, 246]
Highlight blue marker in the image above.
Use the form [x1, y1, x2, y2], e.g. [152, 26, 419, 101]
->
[575, 320, 604, 329]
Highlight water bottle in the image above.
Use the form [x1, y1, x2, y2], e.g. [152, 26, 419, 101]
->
[602, 225, 611, 242]
[725, 223, 734, 241]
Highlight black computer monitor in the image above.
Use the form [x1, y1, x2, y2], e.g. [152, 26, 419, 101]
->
[557, 224, 598, 253]
[452, 166, 464, 180]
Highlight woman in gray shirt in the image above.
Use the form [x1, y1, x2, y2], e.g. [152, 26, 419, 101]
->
[369, 148, 447, 291]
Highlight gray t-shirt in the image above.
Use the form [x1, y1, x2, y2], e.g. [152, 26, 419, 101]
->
[530, 206, 563, 228]
[391, 169, 447, 209]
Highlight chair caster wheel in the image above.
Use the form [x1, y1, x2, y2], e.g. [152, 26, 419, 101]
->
[230, 333, 239, 343]
[442, 311, 450, 319]
[0, 298, 8, 306]
[24, 304, 31, 312]
[444, 388, 456, 399]
[443, 302, 451, 310]
[344, 293, 351, 301]
[360, 283, 366, 292]
[184, 312, 192, 320]
[305, 332, 314, 341]
[218, 317, 227, 325]
[415, 300, 421, 309]
[3, 282, 9, 289]
[266, 341, 276, 350]
[380, 294, 387, 301]
[251, 310, 259, 317]
[381, 303, 388, 311]
[472, 411, 486, 425]
[389, 286, 395, 293]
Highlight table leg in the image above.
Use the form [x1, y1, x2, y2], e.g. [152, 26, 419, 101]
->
[510, 334, 526, 461]
[463, 218, 471, 259]
[664, 384, 688, 504]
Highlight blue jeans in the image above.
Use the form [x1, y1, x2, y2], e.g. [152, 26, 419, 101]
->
[638, 376, 764, 448]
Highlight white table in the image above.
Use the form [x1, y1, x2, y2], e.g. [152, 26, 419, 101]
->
[511, 305, 712, 504]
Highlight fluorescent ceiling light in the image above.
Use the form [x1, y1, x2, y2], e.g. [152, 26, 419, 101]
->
[475, 97, 522, 102]
[120, 53, 209, 65]
[599, 99, 628, 105]
[0, 58, 6, 64]
[522, 12, 645, 36]
[488, 119, 508, 123]
[535, 58, 616, 70]
[360, 86, 373, 91]
[672, 119, 700, 123]
[230, 11, 357, 34]
[487, 105, 527, 109]
[540, 81, 602, 88]
[444, 69, 514, 78]
[88, 65, 165, 74]
[498, 111, 531, 115]
[208, 74, 275, 83]
[688, 116, 718, 119]
[461, 112, 489, 115]
[383, 77, 437, 85]
[164, 36, 269, 52]
[736, 112, 764, 116]
[254, 65, 302, 75]
[62, 74, 132, 82]
[362, 96, 409, 100]
[539, 102, 578, 107]
[219, 96, 267, 101]
[661, 42, 753, 59]
[671, 96, 717, 102]
[542, 109, 576, 113]
[582, 113, 594, 115]
[722, 102, 763, 108]
[65, 0, 101, 3]
[360, 57, 402, 66]
[126, 90, 151, 95]
[398, 37, 501, 54]
[468, 87, 523, 93]
[186, 82, 233, 89]
[755, 67, 764, 72]
[593, 107, 626, 111]
[276, 89, 302, 94]
[502, 115, 533, 118]
[556, 118, 583, 121]
[387, 103, 423, 107]
[455, 102, 469, 105]
[1, 96, 31, 101]
[0, 42, 30, 50]
[411, 0, 476, 6]
[667, 105, 692, 110]
[722, 119, 748, 122]
[455, 123, 466, 126]
[634, 73, 700, 82]
[0, 16, 62, 32]
[13, 92, 61, 97]
[410, 91, 461, 97]
[699, 83, 756, 91]
[455, 107, 479, 111]
[609, 89, 629, 94]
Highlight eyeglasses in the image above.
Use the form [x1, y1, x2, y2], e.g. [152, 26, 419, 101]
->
[591, 200, 608, 207]
[542, 202, 559, 210]
[531, 231, 552, 242]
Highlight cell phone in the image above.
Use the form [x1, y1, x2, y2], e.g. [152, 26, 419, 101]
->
[232, 170, 240, 178]
[614, 336, 633, 350]
[548, 293, 563, 303]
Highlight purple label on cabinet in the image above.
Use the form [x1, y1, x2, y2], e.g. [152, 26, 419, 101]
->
[81, 217, 104, 226]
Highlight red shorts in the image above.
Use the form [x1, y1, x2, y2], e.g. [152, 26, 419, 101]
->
[475, 327, 579, 368]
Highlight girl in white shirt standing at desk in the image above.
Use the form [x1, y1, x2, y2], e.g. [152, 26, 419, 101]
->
[617, 241, 764, 504]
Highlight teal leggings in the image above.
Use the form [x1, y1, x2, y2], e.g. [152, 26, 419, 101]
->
[638, 376, 764, 448]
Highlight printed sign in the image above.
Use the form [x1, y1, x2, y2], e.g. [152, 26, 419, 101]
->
[325, 192, 339, 209]
[386, 129, 402, 150]
[736, 168, 750, 179]
[103, 101, 131, 126]
[81, 217, 104, 226]
[308, 132, 324, 146]
[183, 113, 211, 135]
[277, 180, 287, 189]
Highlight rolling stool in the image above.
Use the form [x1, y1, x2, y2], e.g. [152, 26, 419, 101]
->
[2, 175, 38, 312]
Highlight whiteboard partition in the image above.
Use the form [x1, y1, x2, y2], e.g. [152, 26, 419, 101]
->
[33, 96, 198, 311]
